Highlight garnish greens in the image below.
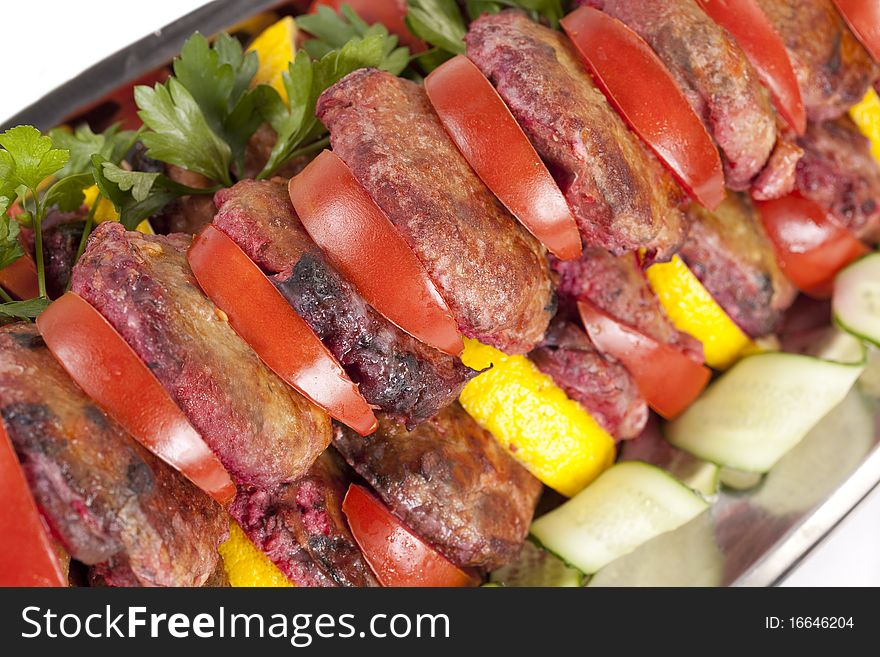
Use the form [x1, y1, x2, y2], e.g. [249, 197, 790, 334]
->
[256, 33, 402, 179]
[0, 125, 93, 307]
[49, 123, 139, 177]
[405, 0, 566, 62]
[134, 27, 403, 183]
[297, 5, 410, 74]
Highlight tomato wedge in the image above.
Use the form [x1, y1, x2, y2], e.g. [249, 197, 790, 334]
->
[696, 0, 806, 135]
[342, 484, 479, 587]
[0, 254, 39, 300]
[756, 193, 869, 298]
[37, 292, 236, 504]
[561, 6, 725, 210]
[189, 225, 377, 435]
[309, 0, 426, 52]
[289, 150, 463, 356]
[425, 56, 582, 260]
[0, 423, 66, 587]
[833, 0, 880, 66]
[577, 300, 711, 420]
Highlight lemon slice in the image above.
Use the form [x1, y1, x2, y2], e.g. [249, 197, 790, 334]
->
[646, 255, 751, 370]
[218, 521, 292, 588]
[459, 338, 615, 497]
[248, 16, 298, 102]
[850, 87, 880, 163]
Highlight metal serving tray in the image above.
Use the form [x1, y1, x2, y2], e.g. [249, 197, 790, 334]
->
[5, 0, 880, 587]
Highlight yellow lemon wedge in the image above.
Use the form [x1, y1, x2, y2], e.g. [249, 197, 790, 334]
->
[248, 16, 298, 102]
[850, 87, 880, 163]
[646, 255, 752, 370]
[459, 338, 615, 498]
[218, 521, 292, 588]
[82, 185, 154, 235]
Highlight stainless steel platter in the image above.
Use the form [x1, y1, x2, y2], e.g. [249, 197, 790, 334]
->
[6, 0, 879, 587]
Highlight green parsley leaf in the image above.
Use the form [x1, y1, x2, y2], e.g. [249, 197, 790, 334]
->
[257, 34, 394, 179]
[405, 0, 467, 55]
[470, 0, 564, 26]
[0, 297, 50, 319]
[0, 197, 24, 271]
[298, 5, 411, 75]
[91, 156, 214, 230]
[48, 123, 139, 177]
[0, 126, 69, 193]
[171, 32, 262, 175]
[41, 172, 95, 213]
[135, 78, 233, 186]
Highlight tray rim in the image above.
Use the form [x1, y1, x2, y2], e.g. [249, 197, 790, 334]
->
[0, 0, 286, 131]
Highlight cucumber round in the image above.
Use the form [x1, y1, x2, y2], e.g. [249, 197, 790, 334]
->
[753, 389, 876, 515]
[588, 510, 723, 587]
[489, 541, 584, 587]
[530, 461, 708, 575]
[807, 327, 866, 364]
[665, 353, 864, 473]
[834, 252, 880, 347]
[619, 429, 719, 498]
[718, 467, 764, 491]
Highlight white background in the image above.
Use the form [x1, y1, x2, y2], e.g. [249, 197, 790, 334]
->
[2, 1, 879, 586]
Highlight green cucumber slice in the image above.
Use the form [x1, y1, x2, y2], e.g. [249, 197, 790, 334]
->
[619, 423, 720, 497]
[753, 389, 876, 515]
[833, 252, 880, 346]
[489, 541, 584, 587]
[718, 467, 764, 491]
[588, 510, 723, 587]
[530, 462, 708, 575]
[807, 327, 866, 364]
[665, 353, 864, 473]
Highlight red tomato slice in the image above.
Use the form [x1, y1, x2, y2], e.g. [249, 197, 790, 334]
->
[309, 0, 426, 52]
[37, 292, 236, 504]
[0, 254, 40, 300]
[425, 56, 582, 261]
[756, 193, 869, 298]
[0, 423, 66, 587]
[342, 484, 480, 587]
[696, 0, 806, 135]
[833, 1, 880, 66]
[577, 300, 711, 420]
[289, 150, 463, 356]
[562, 6, 725, 210]
[189, 225, 377, 435]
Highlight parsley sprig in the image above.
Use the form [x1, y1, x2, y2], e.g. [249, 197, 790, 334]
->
[404, 0, 567, 65]
[0, 126, 94, 304]
[256, 33, 401, 179]
[134, 25, 405, 184]
[297, 5, 410, 74]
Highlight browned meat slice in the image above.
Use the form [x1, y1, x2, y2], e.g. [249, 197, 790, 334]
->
[751, 139, 803, 201]
[756, 0, 878, 122]
[0, 324, 228, 587]
[231, 450, 378, 587]
[796, 117, 880, 243]
[213, 180, 476, 427]
[681, 195, 797, 337]
[71, 223, 330, 489]
[150, 166, 216, 235]
[531, 319, 648, 440]
[465, 11, 686, 259]
[583, 0, 782, 192]
[317, 68, 554, 354]
[553, 247, 703, 361]
[333, 404, 542, 571]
